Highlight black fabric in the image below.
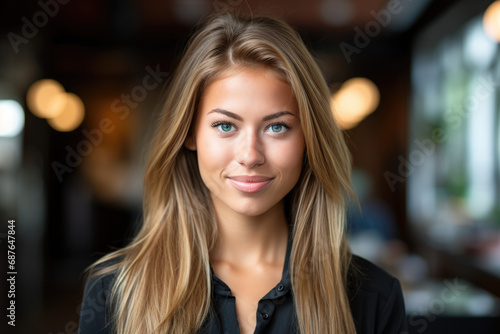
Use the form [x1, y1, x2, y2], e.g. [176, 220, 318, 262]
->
[78, 235, 408, 334]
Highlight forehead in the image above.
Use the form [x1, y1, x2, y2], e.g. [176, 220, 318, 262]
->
[198, 66, 296, 113]
[202, 64, 289, 95]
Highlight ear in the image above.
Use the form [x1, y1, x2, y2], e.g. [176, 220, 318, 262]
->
[184, 133, 196, 151]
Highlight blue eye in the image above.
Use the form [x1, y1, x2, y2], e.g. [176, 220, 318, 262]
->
[270, 124, 284, 132]
[268, 123, 289, 133]
[214, 123, 234, 132]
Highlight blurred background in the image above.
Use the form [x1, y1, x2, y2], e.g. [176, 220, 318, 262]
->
[1, 0, 500, 333]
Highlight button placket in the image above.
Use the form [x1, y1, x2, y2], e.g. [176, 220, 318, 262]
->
[257, 300, 275, 323]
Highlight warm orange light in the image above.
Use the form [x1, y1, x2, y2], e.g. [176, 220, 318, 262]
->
[331, 77, 380, 129]
[26, 79, 67, 118]
[483, 1, 500, 42]
[47, 93, 85, 132]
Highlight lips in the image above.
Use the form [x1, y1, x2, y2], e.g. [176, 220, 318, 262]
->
[227, 175, 274, 193]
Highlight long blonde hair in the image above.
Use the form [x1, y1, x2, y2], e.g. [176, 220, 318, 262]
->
[86, 13, 356, 334]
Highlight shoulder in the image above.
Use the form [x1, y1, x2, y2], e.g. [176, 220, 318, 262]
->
[348, 255, 408, 334]
[80, 257, 123, 306]
[83, 272, 115, 300]
[82, 259, 118, 306]
[349, 255, 399, 298]
[78, 270, 117, 334]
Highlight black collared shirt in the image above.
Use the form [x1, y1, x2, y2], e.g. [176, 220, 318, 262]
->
[79, 235, 408, 333]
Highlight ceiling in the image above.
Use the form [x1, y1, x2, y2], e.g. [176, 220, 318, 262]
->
[1, 0, 434, 39]
[0, 0, 446, 90]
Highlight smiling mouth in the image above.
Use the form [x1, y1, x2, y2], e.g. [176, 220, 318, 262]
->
[227, 176, 274, 193]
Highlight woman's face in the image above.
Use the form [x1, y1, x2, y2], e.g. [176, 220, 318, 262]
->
[187, 66, 305, 219]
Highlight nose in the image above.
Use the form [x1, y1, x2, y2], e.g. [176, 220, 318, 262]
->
[236, 131, 265, 168]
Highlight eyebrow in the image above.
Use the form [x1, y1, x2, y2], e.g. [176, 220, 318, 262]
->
[208, 108, 297, 121]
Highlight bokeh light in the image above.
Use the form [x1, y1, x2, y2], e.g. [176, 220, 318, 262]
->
[26, 79, 67, 119]
[483, 0, 500, 42]
[46, 93, 85, 132]
[0, 100, 25, 137]
[331, 77, 380, 129]
[464, 17, 497, 70]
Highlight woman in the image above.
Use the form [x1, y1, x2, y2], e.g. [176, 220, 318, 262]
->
[78, 13, 407, 334]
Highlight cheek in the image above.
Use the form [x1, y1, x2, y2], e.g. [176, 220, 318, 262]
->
[196, 136, 230, 176]
[273, 141, 305, 176]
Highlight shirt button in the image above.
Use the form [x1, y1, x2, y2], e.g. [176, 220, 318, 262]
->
[277, 284, 284, 291]
[261, 313, 269, 320]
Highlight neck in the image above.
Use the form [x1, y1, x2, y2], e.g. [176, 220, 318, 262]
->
[210, 201, 289, 268]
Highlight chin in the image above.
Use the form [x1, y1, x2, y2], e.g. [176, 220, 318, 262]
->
[234, 206, 270, 218]
[235, 199, 284, 218]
